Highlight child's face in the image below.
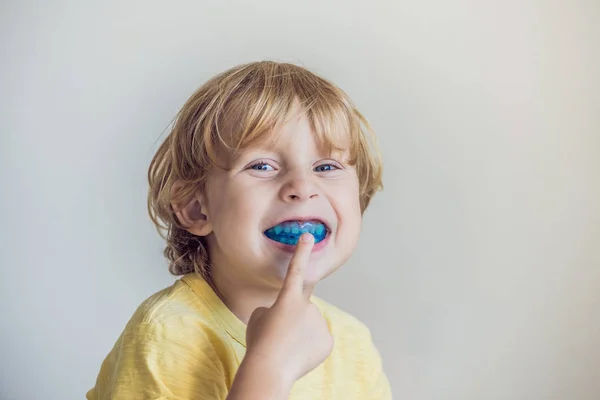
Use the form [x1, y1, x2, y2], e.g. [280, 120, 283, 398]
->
[201, 109, 362, 289]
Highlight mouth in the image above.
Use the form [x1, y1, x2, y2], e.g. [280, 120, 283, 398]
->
[263, 219, 330, 246]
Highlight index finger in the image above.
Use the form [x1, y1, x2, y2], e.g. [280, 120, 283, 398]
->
[277, 232, 315, 301]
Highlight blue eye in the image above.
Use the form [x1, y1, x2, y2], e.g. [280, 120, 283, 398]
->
[314, 164, 338, 172]
[250, 162, 274, 171]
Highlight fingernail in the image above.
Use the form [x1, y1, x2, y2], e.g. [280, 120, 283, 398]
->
[300, 233, 314, 243]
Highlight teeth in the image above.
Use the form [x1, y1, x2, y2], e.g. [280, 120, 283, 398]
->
[315, 224, 324, 235]
[264, 220, 329, 245]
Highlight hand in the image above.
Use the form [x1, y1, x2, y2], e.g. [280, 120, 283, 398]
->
[244, 233, 334, 387]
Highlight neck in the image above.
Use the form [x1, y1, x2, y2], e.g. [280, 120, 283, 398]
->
[208, 263, 280, 325]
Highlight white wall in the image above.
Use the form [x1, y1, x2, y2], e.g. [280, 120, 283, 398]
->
[2, 1, 599, 399]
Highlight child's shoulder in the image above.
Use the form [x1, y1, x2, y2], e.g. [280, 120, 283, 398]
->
[88, 276, 235, 398]
[119, 274, 215, 335]
[311, 296, 391, 397]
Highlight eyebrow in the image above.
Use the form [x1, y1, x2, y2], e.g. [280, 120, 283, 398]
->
[227, 147, 274, 168]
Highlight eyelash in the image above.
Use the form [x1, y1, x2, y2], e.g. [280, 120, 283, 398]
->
[249, 161, 275, 171]
[248, 161, 341, 172]
[314, 163, 339, 172]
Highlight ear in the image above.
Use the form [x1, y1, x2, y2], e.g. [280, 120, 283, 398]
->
[171, 183, 213, 237]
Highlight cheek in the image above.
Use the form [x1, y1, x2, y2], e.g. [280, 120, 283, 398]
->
[342, 176, 362, 213]
[334, 185, 362, 235]
[209, 184, 270, 236]
[346, 200, 363, 240]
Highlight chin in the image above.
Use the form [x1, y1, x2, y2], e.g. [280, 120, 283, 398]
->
[264, 256, 333, 286]
[298, 259, 339, 286]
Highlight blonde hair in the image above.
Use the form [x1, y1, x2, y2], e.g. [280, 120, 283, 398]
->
[148, 61, 383, 277]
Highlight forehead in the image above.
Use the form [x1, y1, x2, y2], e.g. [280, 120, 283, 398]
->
[207, 88, 358, 169]
[234, 110, 351, 158]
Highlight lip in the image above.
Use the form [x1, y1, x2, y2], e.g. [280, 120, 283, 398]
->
[262, 215, 333, 254]
[263, 215, 333, 233]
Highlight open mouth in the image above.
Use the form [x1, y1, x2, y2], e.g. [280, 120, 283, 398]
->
[263, 219, 330, 245]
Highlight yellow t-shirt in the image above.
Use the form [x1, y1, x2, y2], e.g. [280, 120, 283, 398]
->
[86, 273, 392, 399]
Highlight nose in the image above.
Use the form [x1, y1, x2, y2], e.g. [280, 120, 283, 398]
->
[279, 172, 319, 203]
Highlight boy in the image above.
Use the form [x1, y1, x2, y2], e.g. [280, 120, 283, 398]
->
[87, 61, 392, 399]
